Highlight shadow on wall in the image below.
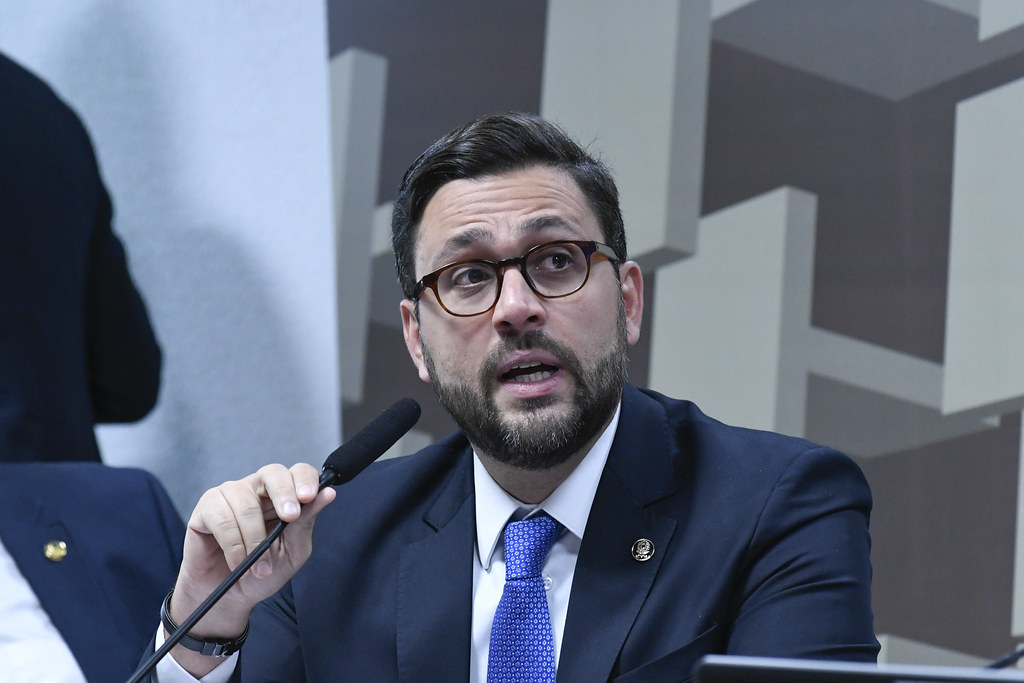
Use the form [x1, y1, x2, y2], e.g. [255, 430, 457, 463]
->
[51, 2, 323, 514]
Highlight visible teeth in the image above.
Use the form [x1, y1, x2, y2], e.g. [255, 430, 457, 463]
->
[503, 361, 553, 383]
[511, 370, 552, 383]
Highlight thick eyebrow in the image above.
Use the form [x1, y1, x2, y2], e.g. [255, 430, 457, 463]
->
[520, 216, 569, 235]
[517, 215, 582, 238]
[431, 215, 584, 266]
[433, 227, 494, 265]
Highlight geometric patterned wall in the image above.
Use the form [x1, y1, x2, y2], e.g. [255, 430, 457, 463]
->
[329, 0, 1024, 665]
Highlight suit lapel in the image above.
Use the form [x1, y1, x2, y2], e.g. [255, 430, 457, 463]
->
[558, 385, 680, 682]
[396, 452, 476, 682]
[0, 478, 124, 682]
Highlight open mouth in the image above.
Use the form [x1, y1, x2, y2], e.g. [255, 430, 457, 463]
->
[501, 361, 557, 383]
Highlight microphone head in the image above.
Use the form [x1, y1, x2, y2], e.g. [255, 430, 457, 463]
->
[321, 398, 421, 486]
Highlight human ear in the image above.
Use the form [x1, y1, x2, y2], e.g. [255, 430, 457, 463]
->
[619, 261, 644, 346]
[400, 299, 431, 383]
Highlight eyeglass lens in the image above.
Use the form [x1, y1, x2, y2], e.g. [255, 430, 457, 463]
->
[437, 242, 592, 315]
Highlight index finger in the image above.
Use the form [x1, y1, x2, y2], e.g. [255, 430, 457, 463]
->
[252, 462, 320, 523]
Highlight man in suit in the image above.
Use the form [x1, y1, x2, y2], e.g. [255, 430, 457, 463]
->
[157, 113, 877, 681]
[0, 52, 162, 463]
[0, 461, 184, 681]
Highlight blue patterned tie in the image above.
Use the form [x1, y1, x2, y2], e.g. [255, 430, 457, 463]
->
[487, 512, 564, 683]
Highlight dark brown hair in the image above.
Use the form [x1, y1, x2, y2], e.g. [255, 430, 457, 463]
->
[391, 112, 626, 298]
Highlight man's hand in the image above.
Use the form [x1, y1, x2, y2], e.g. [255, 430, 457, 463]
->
[166, 463, 336, 676]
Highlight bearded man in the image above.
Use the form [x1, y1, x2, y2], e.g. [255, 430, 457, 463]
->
[152, 113, 877, 683]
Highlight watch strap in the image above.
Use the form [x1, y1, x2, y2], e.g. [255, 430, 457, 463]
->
[160, 590, 248, 658]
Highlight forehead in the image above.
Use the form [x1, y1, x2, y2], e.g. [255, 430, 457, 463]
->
[415, 166, 601, 268]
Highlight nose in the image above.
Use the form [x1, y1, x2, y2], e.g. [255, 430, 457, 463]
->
[490, 265, 546, 335]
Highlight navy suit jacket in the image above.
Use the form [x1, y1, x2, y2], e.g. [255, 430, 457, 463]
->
[0, 462, 184, 681]
[233, 384, 877, 681]
[0, 53, 161, 463]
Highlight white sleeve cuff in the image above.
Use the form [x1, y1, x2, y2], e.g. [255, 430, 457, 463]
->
[152, 623, 239, 683]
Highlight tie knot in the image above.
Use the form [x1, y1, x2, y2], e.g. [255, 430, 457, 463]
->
[503, 513, 563, 580]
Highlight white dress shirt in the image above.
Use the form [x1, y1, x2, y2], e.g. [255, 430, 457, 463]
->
[469, 405, 619, 683]
[0, 536, 88, 683]
[154, 621, 236, 683]
[156, 404, 621, 682]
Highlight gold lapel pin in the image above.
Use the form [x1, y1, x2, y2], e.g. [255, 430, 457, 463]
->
[631, 538, 654, 562]
[44, 540, 68, 562]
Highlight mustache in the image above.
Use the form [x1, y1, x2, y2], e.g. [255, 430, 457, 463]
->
[479, 330, 583, 385]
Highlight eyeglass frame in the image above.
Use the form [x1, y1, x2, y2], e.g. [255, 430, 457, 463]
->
[409, 239, 622, 317]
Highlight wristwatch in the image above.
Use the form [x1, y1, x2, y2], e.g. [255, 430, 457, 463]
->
[160, 590, 249, 658]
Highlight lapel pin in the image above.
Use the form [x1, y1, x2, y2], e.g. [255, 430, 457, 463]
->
[631, 538, 654, 562]
[44, 540, 68, 562]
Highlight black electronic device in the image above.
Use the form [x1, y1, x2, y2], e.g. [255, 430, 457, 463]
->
[693, 655, 1024, 683]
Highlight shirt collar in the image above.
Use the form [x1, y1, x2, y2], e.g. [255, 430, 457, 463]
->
[473, 403, 621, 569]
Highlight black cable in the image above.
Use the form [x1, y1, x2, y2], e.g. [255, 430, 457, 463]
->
[987, 643, 1024, 670]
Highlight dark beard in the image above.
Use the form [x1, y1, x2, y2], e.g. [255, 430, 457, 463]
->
[421, 316, 627, 471]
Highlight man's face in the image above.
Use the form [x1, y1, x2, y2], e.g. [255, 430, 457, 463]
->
[400, 166, 644, 470]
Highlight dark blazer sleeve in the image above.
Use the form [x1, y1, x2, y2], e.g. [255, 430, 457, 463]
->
[725, 445, 876, 660]
[84, 180, 162, 423]
[233, 583, 305, 681]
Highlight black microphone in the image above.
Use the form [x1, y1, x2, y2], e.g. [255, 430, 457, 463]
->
[127, 398, 421, 683]
[319, 397, 421, 487]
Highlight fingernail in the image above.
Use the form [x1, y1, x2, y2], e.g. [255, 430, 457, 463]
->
[283, 501, 300, 517]
[254, 560, 271, 578]
[297, 484, 315, 498]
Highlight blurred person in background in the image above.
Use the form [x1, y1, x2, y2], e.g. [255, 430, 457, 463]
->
[0, 51, 161, 464]
[0, 461, 184, 681]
